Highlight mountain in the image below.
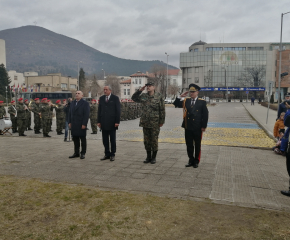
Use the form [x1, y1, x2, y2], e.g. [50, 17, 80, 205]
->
[0, 25, 178, 77]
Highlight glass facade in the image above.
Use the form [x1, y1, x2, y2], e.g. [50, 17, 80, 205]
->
[180, 50, 268, 88]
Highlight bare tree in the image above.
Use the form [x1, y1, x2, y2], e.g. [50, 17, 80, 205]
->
[168, 83, 180, 99]
[105, 75, 120, 96]
[90, 74, 101, 98]
[204, 70, 213, 87]
[148, 65, 167, 97]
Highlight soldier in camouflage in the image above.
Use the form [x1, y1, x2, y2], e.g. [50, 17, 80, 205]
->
[31, 98, 42, 134]
[24, 99, 33, 131]
[0, 101, 7, 119]
[120, 100, 126, 121]
[16, 98, 27, 136]
[40, 98, 52, 137]
[47, 99, 53, 132]
[131, 82, 165, 164]
[54, 99, 65, 135]
[90, 99, 98, 134]
[8, 100, 17, 133]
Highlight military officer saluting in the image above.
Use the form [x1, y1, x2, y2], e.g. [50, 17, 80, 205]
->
[24, 99, 33, 131]
[132, 82, 165, 164]
[173, 84, 209, 168]
[8, 100, 17, 133]
[16, 98, 27, 136]
[90, 99, 98, 134]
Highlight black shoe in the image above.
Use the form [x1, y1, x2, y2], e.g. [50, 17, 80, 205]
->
[91, 132, 97, 134]
[185, 158, 194, 167]
[28, 128, 33, 130]
[193, 163, 199, 168]
[57, 132, 62, 135]
[143, 151, 151, 163]
[110, 156, 115, 161]
[35, 131, 40, 134]
[19, 134, 27, 136]
[64, 138, 67, 142]
[60, 132, 64, 134]
[43, 134, 51, 137]
[281, 190, 290, 197]
[80, 154, 85, 159]
[69, 153, 80, 158]
[100, 156, 110, 160]
[50, 130, 53, 132]
[151, 151, 157, 164]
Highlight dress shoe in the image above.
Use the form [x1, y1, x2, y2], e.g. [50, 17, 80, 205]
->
[64, 138, 67, 142]
[193, 163, 199, 168]
[80, 154, 85, 159]
[43, 134, 51, 137]
[69, 153, 80, 158]
[281, 190, 290, 197]
[19, 134, 27, 136]
[28, 128, 33, 130]
[185, 163, 193, 167]
[110, 156, 115, 161]
[100, 156, 110, 160]
[91, 132, 97, 134]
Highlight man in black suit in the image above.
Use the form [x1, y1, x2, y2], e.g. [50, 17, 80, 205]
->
[68, 91, 90, 159]
[173, 84, 209, 168]
[97, 86, 121, 161]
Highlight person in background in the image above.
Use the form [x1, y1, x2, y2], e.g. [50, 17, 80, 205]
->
[0, 101, 7, 119]
[251, 96, 255, 105]
[31, 98, 42, 134]
[16, 98, 27, 137]
[278, 93, 290, 120]
[63, 98, 72, 142]
[8, 100, 17, 133]
[54, 100, 65, 135]
[24, 99, 33, 130]
[273, 129, 285, 154]
[90, 99, 98, 134]
[273, 112, 285, 139]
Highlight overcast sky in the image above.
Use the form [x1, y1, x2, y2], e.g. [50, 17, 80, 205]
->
[1, 0, 290, 67]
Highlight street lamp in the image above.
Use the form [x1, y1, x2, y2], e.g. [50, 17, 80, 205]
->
[277, 11, 290, 108]
[77, 61, 82, 90]
[222, 66, 228, 102]
[165, 52, 169, 99]
[102, 69, 105, 80]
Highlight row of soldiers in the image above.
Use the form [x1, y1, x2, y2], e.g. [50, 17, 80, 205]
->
[120, 101, 142, 121]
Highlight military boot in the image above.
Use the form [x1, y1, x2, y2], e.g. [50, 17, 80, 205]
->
[143, 151, 152, 163]
[151, 151, 157, 164]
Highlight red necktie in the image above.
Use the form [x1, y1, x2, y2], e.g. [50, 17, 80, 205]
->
[106, 96, 108, 102]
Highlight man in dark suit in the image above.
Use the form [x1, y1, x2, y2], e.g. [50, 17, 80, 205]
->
[68, 91, 90, 159]
[97, 86, 121, 161]
[173, 84, 209, 168]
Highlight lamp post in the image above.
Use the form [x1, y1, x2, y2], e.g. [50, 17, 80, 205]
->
[277, 11, 290, 108]
[165, 52, 169, 99]
[77, 61, 82, 90]
[102, 69, 105, 80]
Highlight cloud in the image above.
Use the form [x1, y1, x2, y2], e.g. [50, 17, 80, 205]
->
[0, 0, 290, 68]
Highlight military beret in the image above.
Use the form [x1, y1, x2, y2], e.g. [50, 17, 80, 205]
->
[62, 99, 66, 102]
[145, 82, 154, 86]
[0, 101, 4, 103]
[55, 100, 61, 104]
[24, 99, 28, 102]
[47, 99, 51, 102]
[92, 99, 97, 102]
[18, 98, 23, 101]
[10, 100, 15, 103]
[34, 98, 39, 101]
[188, 84, 201, 92]
[42, 98, 47, 101]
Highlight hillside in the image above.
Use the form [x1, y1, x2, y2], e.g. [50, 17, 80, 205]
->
[0, 25, 177, 77]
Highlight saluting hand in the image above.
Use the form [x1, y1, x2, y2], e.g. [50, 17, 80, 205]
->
[139, 86, 146, 92]
[180, 91, 189, 98]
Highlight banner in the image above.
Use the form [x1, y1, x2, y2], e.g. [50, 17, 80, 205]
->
[200, 87, 265, 91]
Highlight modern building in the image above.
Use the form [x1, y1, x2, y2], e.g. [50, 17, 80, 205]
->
[180, 41, 290, 100]
[8, 70, 25, 87]
[276, 49, 290, 99]
[0, 39, 6, 67]
[25, 73, 78, 92]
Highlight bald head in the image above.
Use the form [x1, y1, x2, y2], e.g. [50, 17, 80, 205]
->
[75, 91, 83, 101]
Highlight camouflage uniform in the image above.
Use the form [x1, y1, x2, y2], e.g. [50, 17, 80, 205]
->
[31, 103, 41, 133]
[89, 103, 98, 133]
[131, 90, 165, 153]
[120, 102, 127, 121]
[25, 102, 32, 130]
[8, 105, 17, 132]
[16, 103, 27, 136]
[0, 105, 6, 119]
[40, 103, 52, 136]
[49, 107, 53, 131]
[54, 104, 65, 134]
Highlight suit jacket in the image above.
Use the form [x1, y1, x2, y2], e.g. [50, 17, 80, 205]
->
[173, 97, 208, 132]
[98, 94, 121, 131]
[68, 98, 90, 137]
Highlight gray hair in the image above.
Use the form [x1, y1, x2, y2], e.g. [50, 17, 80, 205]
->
[104, 85, 112, 91]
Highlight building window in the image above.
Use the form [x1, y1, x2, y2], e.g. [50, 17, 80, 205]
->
[139, 79, 141, 84]
[14, 76, 18, 81]
[195, 77, 199, 83]
[46, 88, 49, 91]
[187, 78, 191, 83]
[195, 68, 199, 73]
[224, 47, 246, 51]
[194, 48, 198, 52]
[61, 83, 67, 88]
[206, 47, 223, 51]
[124, 89, 126, 95]
[183, 78, 186, 84]
[173, 79, 177, 84]
[188, 68, 192, 73]
[47, 84, 50, 86]
[248, 47, 264, 50]
[127, 89, 130, 95]
[70, 84, 76, 89]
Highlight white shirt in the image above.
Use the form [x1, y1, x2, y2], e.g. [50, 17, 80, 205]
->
[106, 93, 111, 101]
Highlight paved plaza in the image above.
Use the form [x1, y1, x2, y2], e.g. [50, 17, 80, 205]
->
[0, 103, 289, 211]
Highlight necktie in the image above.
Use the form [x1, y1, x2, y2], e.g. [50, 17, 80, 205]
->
[191, 99, 194, 106]
[106, 96, 108, 102]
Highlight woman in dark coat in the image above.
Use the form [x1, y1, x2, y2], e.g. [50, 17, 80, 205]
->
[68, 91, 90, 159]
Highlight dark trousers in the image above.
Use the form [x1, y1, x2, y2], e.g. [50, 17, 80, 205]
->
[286, 148, 290, 189]
[73, 136, 87, 154]
[102, 130, 116, 156]
[185, 129, 202, 163]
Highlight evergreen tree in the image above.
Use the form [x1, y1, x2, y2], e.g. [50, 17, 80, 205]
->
[0, 64, 11, 98]
[79, 68, 86, 91]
